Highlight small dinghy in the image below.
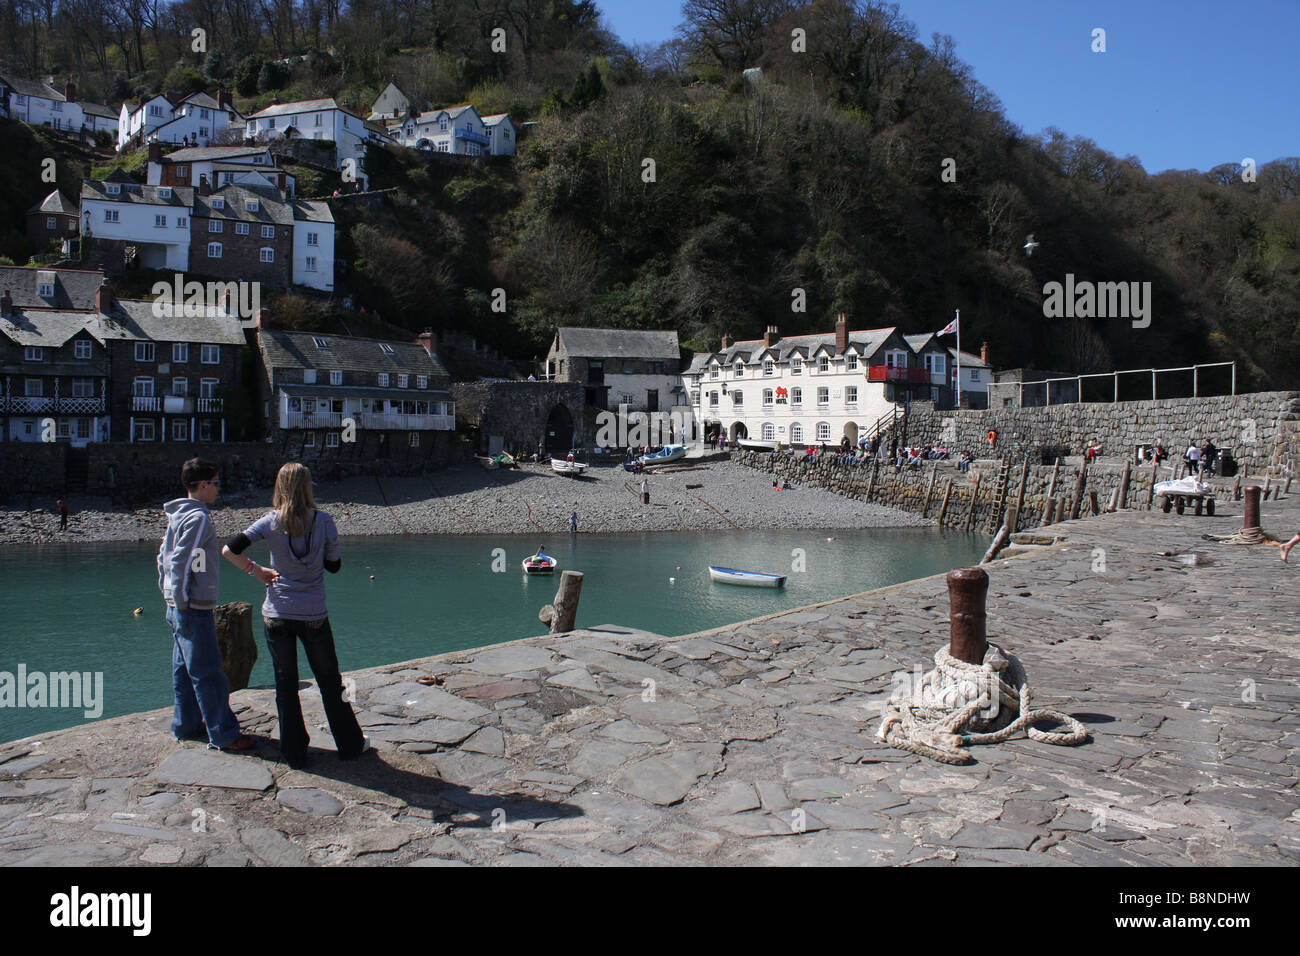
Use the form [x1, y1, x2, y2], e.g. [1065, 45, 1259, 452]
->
[522, 550, 557, 574]
[639, 444, 688, 465]
[476, 455, 499, 470]
[736, 439, 779, 452]
[708, 566, 787, 588]
[552, 454, 588, 475]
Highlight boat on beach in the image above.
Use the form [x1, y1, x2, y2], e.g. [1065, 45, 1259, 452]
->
[476, 455, 499, 470]
[708, 566, 787, 588]
[638, 444, 688, 466]
[552, 451, 588, 475]
[736, 438, 779, 452]
[522, 550, 557, 574]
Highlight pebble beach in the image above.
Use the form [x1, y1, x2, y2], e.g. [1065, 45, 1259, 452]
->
[1, 458, 929, 544]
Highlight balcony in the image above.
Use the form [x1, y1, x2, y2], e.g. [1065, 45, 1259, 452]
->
[197, 397, 224, 413]
[867, 365, 931, 384]
[454, 128, 490, 147]
[357, 412, 454, 431]
[132, 395, 162, 412]
[282, 411, 344, 429]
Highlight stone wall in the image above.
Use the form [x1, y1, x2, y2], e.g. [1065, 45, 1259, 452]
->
[735, 449, 1212, 534]
[896, 391, 1300, 475]
[453, 381, 585, 455]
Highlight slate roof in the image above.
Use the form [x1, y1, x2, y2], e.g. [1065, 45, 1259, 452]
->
[554, 328, 679, 360]
[0, 299, 245, 348]
[0, 266, 103, 310]
[80, 101, 117, 120]
[0, 310, 100, 348]
[162, 146, 269, 163]
[699, 327, 902, 367]
[950, 347, 991, 369]
[1, 75, 62, 100]
[260, 330, 450, 381]
[249, 98, 349, 119]
[291, 200, 333, 224]
[81, 181, 195, 208]
[194, 185, 293, 225]
[481, 113, 513, 126]
[29, 189, 77, 216]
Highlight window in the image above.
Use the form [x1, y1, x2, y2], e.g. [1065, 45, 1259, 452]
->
[417, 375, 428, 389]
[925, 353, 945, 375]
[207, 242, 222, 258]
[817, 387, 829, 406]
[885, 351, 907, 367]
[326, 432, 340, 448]
[157, 187, 172, 199]
[155, 214, 167, 227]
[24, 347, 43, 361]
[25, 379, 43, 397]
[313, 337, 330, 349]
[268, 118, 276, 130]
[133, 421, 155, 442]
[105, 183, 120, 195]
[409, 433, 420, 447]
[104, 209, 119, 222]
[847, 354, 858, 371]
[199, 420, 213, 441]
[709, 365, 718, 379]
[398, 374, 408, 388]
[199, 378, 218, 398]
[148, 105, 163, 117]
[201, 345, 219, 364]
[307, 232, 318, 245]
[170, 342, 187, 364]
[762, 423, 775, 440]
[763, 359, 774, 376]
[71, 378, 94, 398]
[75, 418, 90, 439]
[75, 340, 92, 360]
[172, 377, 187, 396]
[303, 431, 315, 447]
[211, 198, 225, 209]
[846, 386, 858, 405]
[818, 355, 829, 373]
[200, 108, 209, 119]
[176, 166, 189, 179]
[762, 389, 773, 406]
[135, 343, 155, 362]
[303, 370, 319, 386]
[46, 217, 56, 230]
[133, 376, 154, 396]
[733, 362, 744, 378]
[246, 200, 259, 212]
[235, 222, 250, 235]
[790, 423, 803, 442]
[314, 113, 322, 127]
[209, 220, 223, 233]
[261, 225, 274, 238]
[791, 387, 802, 405]
[172, 420, 188, 441]
[377, 373, 389, 387]
[709, 392, 719, 407]
[731, 390, 743, 406]
[259, 248, 274, 263]
[379, 344, 394, 354]
[970, 370, 981, 382]
[791, 357, 802, 375]
[306, 257, 317, 272]
[176, 217, 187, 228]
[691, 390, 700, 405]
[51, 101, 62, 112]
[817, 422, 831, 442]
[322, 370, 339, 386]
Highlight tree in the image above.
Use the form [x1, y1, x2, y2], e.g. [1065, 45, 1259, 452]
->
[235, 53, 261, 96]
[257, 59, 289, 94]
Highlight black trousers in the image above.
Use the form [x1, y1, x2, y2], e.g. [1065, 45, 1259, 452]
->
[263, 616, 364, 764]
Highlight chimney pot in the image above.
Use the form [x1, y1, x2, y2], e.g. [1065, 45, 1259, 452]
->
[417, 330, 438, 356]
[95, 278, 113, 314]
[721, 332, 734, 350]
[764, 325, 780, 347]
[198, 174, 212, 196]
[835, 314, 848, 354]
[981, 341, 990, 366]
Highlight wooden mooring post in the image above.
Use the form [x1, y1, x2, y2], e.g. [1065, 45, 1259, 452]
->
[1070, 463, 1088, 520]
[865, 458, 879, 503]
[937, 478, 954, 525]
[1118, 460, 1132, 510]
[922, 465, 938, 518]
[539, 570, 585, 634]
[1013, 458, 1030, 533]
[963, 473, 983, 532]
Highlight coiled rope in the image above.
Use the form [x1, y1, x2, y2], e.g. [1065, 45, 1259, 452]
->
[877, 642, 1087, 765]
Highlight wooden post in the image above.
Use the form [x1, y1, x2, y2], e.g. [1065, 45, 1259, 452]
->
[963, 472, 983, 532]
[1145, 465, 1157, 510]
[1263, 477, 1272, 501]
[981, 523, 1010, 566]
[937, 478, 954, 525]
[1089, 490, 1100, 515]
[1070, 463, 1088, 520]
[947, 568, 989, 664]
[1046, 457, 1061, 501]
[1106, 486, 1118, 513]
[539, 570, 585, 634]
[1118, 460, 1132, 510]
[1233, 474, 1242, 500]
[1243, 485, 1261, 530]
[921, 464, 938, 518]
[865, 457, 879, 503]
[1012, 458, 1030, 533]
[1058, 495, 1067, 522]
[1042, 498, 1057, 525]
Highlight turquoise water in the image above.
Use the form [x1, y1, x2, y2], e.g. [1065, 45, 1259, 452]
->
[0, 528, 986, 743]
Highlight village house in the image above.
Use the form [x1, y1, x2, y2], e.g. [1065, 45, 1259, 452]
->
[950, 344, 994, 408]
[26, 190, 80, 250]
[480, 114, 518, 157]
[80, 178, 195, 271]
[0, 76, 114, 135]
[902, 332, 958, 407]
[117, 89, 242, 151]
[243, 98, 387, 187]
[682, 317, 940, 447]
[256, 326, 454, 462]
[0, 276, 246, 445]
[147, 144, 296, 196]
[367, 81, 410, 122]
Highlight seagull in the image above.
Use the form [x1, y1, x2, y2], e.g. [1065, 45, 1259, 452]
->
[1024, 234, 1040, 257]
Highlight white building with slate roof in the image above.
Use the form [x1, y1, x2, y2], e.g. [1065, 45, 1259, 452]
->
[545, 328, 682, 415]
[80, 181, 195, 271]
[681, 317, 940, 447]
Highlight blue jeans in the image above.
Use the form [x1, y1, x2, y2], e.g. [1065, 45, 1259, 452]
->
[168, 605, 241, 747]
[263, 617, 364, 765]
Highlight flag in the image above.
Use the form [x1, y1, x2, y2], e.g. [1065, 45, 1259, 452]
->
[934, 316, 958, 336]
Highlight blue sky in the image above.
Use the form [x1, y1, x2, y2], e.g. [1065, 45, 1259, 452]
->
[597, 0, 1298, 174]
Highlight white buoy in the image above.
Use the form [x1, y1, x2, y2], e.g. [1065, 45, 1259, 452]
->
[669, 577, 675, 584]
[369, 575, 375, 580]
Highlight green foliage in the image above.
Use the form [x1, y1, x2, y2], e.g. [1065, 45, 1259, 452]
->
[202, 50, 232, 83]
[257, 61, 291, 94]
[235, 55, 262, 98]
[163, 65, 207, 95]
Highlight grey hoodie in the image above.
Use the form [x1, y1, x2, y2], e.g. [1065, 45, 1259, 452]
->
[157, 498, 220, 610]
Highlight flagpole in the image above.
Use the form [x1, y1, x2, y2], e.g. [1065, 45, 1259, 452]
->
[954, 309, 961, 409]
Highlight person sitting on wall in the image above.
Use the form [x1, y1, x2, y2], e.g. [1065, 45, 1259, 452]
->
[957, 451, 973, 472]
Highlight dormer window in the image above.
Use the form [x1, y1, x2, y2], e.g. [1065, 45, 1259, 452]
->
[846, 353, 858, 371]
[211, 198, 225, 209]
[818, 355, 829, 373]
[313, 337, 330, 350]
[733, 362, 743, 378]
[245, 200, 259, 212]
[377, 373, 389, 387]
[157, 187, 172, 199]
[791, 356, 802, 375]
[709, 365, 718, 379]
[763, 359, 774, 376]
[105, 183, 121, 195]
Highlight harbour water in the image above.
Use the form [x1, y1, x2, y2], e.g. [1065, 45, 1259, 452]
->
[0, 527, 986, 742]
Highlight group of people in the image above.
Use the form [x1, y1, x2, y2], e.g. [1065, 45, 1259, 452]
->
[1185, 438, 1219, 477]
[158, 458, 368, 768]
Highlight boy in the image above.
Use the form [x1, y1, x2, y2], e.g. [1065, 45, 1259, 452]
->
[157, 458, 255, 752]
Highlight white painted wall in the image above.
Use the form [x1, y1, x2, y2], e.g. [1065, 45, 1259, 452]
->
[81, 197, 190, 270]
[292, 220, 334, 291]
[9, 92, 83, 131]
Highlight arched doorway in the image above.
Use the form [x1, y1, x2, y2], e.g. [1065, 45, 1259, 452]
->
[729, 422, 748, 441]
[544, 405, 573, 454]
[843, 421, 859, 445]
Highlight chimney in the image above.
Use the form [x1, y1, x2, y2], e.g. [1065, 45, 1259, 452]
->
[980, 341, 989, 366]
[148, 141, 162, 164]
[64, 81, 76, 103]
[95, 278, 114, 314]
[217, 88, 230, 110]
[417, 330, 438, 356]
[219, 287, 234, 315]
[0, 290, 11, 317]
[721, 332, 734, 350]
[763, 324, 779, 347]
[835, 313, 848, 353]
[198, 174, 212, 196]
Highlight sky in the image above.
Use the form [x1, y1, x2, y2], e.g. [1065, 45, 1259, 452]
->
[596, 0, 1299, 174]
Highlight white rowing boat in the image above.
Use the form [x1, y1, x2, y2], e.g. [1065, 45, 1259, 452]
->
[708, 566, 787, 588]
[551, 457, 588, 475]
[736, 439, 779, 452]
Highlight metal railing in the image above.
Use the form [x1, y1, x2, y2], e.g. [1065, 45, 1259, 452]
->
[987, 361, 1236, 407]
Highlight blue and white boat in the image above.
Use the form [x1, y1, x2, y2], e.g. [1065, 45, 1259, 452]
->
[639, 444, 688, 466]
[708, 566, 787, 588]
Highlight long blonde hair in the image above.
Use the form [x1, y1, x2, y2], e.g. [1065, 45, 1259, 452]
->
[272, 463, 316, 537]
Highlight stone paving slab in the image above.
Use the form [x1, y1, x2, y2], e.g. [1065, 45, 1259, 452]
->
[2, 497, 1299, 866]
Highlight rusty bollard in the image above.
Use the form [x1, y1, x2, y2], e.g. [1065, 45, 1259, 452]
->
[1243, 485, 1261, 532]
[948, 567, 989, 665]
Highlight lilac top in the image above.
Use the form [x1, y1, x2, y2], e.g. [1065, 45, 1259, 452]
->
[241, 510, 339, 621]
